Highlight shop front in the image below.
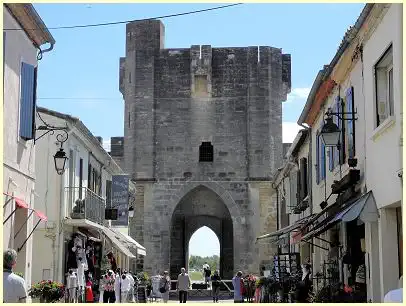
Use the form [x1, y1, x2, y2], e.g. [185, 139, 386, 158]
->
[295, 191, 378, 302]
[62, 219, 143, 302]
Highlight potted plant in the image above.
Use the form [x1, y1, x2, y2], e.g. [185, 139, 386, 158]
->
[29, 280, 65, 303]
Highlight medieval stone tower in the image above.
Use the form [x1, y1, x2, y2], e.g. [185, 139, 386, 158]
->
[118, 19, 291, 279]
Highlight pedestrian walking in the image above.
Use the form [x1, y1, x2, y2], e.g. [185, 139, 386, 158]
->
[126, 270, 135, 302]
[114, 269, 121, 303]
[232, 271, 243, 303]
[103, 270, 116, 303]
[159, 271, 171, 303]
[176, 268, 191, 303]
[85, 275, 94, 303]
[211, 270, 221, 303]
[203, 262, 211, 286]
[3, 249, 28, 303]
[119, 272, 131, 303]
[67, 269, 79, 303]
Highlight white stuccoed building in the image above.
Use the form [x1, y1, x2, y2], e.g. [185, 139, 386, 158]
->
[3, 3, 55, 290]
[295, 3, 402, 302]
[362, 3, 402, 300]
[32, 107, 145, 289]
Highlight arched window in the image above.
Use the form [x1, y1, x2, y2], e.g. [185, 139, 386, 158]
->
[199, 142, 213, 162]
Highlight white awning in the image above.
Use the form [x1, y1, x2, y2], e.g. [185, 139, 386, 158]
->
[123, 234, 146, 256]
[101, 227, 136, 259]
[109, 228, 147, 257]
[63, 218, 105, 231]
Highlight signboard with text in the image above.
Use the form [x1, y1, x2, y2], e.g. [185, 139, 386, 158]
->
[111, 174, 129, 226]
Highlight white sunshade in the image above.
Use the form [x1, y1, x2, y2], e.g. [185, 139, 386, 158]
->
[109, 227, 147, 257]
[101, 227, 135, 259]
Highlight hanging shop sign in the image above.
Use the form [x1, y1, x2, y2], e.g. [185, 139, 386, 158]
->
[111, 175, 130, 226]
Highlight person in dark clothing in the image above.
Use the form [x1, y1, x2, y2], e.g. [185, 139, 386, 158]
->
[211, 270, 221, 303]
[106, 252, 117, 273]
[296, 264, 312, 302]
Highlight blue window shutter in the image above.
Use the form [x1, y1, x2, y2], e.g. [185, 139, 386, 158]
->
[333, 97, 340, 167]
[321, 138, 326, 180]
[19, 62, 36, 140]
[346, 87, 355, 159]
[316, 132, 320, 185]
[338, 97, 345, 165]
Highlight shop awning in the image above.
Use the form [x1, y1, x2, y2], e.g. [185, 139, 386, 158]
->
[123, 234, 147, 256]
[101, 227, 136, 259]
[301, 191, 377, 242]
[108, 228, 147, 257]
[63, 218, 105, 231]
[256, 214, 314, 241]
[3, 193, 48, 252]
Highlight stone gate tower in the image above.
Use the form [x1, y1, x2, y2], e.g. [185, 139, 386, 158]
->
[118, 20, 291, 278]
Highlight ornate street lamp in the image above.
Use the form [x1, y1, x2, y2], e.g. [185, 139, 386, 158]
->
[320, 116, 341, 147]
[320, 104, 358, 147]
[54, 146, 68, 175]
[35, 114, 69, 175]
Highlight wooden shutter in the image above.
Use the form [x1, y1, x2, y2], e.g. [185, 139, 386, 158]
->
[19, 62, 36, 140]
[296, 170, 301, 202]
[290, 170, 297, 208]
[346, 87, 355, 159]
[321, 140, 325, 180]
[339, 98, 346, 164]
[300, 158, 308, 199]
[333, 97, 340, 167]
[316, 132, 320, 185]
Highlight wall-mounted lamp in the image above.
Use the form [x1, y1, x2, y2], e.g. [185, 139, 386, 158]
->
[35, 115, 69, 175]
[54, 147, 69, 175]
[320, 105, 358, 147]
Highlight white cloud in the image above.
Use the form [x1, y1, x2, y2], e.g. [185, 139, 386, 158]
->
[282, 122, 304, 143]
[285, 87, 311, 104]
[103, 140, 111, 152]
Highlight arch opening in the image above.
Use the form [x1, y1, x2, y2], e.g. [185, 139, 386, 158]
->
[169, 185, 234, 281]
[188, 226, 220, 282]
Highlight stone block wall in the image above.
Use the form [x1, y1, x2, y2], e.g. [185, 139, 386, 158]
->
[120, 19, 291, 277]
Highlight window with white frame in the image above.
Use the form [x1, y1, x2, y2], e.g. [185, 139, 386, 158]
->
[374, 44, 394, 127]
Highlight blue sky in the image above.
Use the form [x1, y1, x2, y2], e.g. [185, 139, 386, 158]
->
[33, 3, 365, 257]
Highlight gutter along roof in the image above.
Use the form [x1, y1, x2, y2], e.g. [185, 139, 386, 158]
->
[297, 4, 374, 126]
[5, 4, 55, 48]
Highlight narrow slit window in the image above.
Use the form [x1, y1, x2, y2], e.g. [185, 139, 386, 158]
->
[199, 142, 213, 162]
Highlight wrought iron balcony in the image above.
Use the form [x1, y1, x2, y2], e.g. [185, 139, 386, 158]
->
[65, 187, 105, 225]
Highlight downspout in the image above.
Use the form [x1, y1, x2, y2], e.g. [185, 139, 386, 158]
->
[36, 42, 54, 61]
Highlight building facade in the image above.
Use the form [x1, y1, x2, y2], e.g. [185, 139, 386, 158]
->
[256, 3, 402, 302]
[32, 107, 145, 288]
[295, 3, 402, 302]
[3, 4, 55, 289]
[118, 19, 291, 278]
[257, 129, 313, 276]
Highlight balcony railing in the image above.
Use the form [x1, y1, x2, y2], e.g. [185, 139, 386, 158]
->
[65, 187, 105, 225]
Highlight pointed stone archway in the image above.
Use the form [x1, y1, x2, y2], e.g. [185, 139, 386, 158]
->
[169, 185, 234, 280]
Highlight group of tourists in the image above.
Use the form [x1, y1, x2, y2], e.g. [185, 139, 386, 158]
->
[98, 268, 137, 303]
